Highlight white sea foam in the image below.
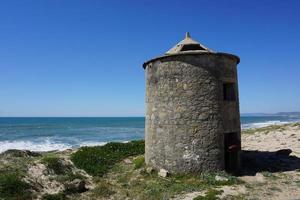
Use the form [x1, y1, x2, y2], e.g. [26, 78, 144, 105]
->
[0, 139, 135, 153]
[242, 120, 290, 129]
[79, 140, 130, 147]
[79, 141, 108, 147]
[0, 139, 72, 153]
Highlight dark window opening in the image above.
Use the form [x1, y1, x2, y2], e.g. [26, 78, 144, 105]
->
[180, 44, 205, 51]
[224, 132, 240, 174]
[223, 83, 236, 101]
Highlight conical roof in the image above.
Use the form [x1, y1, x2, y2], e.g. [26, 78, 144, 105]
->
[143, 32, 240, 69]
[165, 32, 213, 55]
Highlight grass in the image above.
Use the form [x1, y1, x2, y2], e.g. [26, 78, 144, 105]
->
[291, 122, 300, 128]
[269, 186, 282, 192]
[2, 149, 41, 158]
[54, 172, 85, 183]
[242, 125, 285, 135]
[41, 155, 71, 175]
[74, 140, 242, 199]
[71, 140, 144, 176]
[133, 155, 145, 169]
[193, 189, 223, 200]
[108, 164, 239, 200]
[0, 141, 246, 199]
[42, 193, 67, 200]
[197, 172, 241, 186]
[242, 122, 300, 135]
[261, 171, 278, 180]
[91, 182, 116, 198]
[295, 180, 300, 187]
[0, 171, 32, 200]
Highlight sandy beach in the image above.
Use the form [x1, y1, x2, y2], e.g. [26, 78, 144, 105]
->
[237, 123, 300, 199]
[242, 123, 300, 157]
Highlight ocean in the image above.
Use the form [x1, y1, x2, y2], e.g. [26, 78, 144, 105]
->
[0, 115, 299, 153]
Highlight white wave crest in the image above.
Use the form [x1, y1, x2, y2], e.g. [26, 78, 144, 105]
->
[242, 120, 290, 129]
[79, 141, 108, 147]
[79, 140, 130, 147]
[0, 139, 72, 153]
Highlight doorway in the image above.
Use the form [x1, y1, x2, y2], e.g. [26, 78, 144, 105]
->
[224, 132, 240, 174]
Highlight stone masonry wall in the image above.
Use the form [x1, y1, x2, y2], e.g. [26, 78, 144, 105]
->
[144, 54, 240, 173]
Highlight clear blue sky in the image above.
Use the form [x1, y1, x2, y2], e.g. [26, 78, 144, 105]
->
[0, 0, 299, 117]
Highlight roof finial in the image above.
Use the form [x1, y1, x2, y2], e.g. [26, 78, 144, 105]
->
[185, 32, 191, 38]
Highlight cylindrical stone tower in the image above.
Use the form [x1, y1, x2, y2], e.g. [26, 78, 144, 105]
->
[143, 33, 241, 174]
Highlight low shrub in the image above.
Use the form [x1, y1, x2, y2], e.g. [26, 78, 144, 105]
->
[42, 193, 67, 200]
[71, 140, 144, 176]
[55, 172, 85, 183]
[199, 172, 239, 186]
[92, 182, 115, 197]
[133, 155, 145, 169]
[41, 155, 71, 175]
[193, 189, 223, 200]
[0, 171, 31, 200]
[261, 171, 278, 180]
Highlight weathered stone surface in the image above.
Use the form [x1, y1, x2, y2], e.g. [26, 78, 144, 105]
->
[143, 34, 241, 174]
[65, 179, 87, 193]
[146, 167, 154, 174]
[215, 175, 229, 182]
[123, 158, 133, 164]
[158, 169, 169, 177]
[1, 149, 41, 158]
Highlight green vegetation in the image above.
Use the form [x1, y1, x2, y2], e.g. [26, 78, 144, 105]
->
[193, 189, 223, 200]
[0, 141, 252, 199]
[133, 155, 145, 169]
[71, 140, 144, 176]
[0, 171, 32, 200]
[292, 122, 300, 128]
[107, 162, 239, 200]
[2, 149, 41, 158]
[42, 193, 67, 200]
[242, 125, 285, 135]
[91, 182, 116, 198]
[54, 172, 85, 183]
[199, 172, 240, 186]
[261, 171, 278, 180]
[242, 122, 300, 135]
[269, 186, 282, 192]
[295, 180, 300, 187]
[42, 155, 71, 175]
[70, 140, 242, 199]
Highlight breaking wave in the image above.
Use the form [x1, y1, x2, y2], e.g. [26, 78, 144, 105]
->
[0, 139, 72, 153]
[241, 120, 297, 129]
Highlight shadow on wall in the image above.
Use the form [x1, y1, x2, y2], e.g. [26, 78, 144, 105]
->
[240, 150, 300, 176]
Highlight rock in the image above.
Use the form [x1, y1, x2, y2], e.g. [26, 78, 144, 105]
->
[255, 173, 266, 183]
[276, 149, 292, 156]
[238, 173, 266, 184]
[158, 169, 169, 177]
[215, 175, 228, 182]
[65, 179, 87, 193]
[123, 158, 133, 164]
[146, 167, 154, 174]
[1, 149, 41, 158]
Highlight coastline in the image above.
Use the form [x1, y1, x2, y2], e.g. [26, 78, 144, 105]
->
[0, 122, 300, 199]
[2, 121, 300, 154]
[1, 117, 300, 154]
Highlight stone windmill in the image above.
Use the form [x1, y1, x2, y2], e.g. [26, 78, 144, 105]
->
[143, 33, 241, 174]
